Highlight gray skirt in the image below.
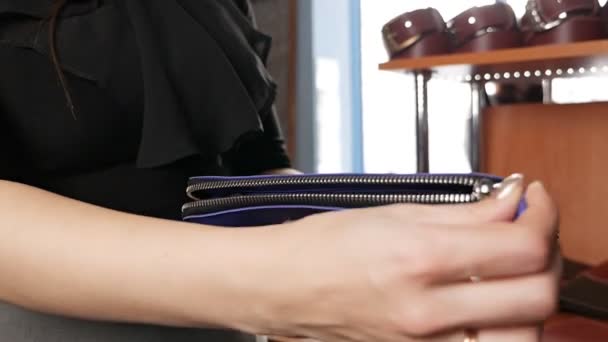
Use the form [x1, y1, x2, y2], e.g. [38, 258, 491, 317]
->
[0, 302, 256, 342]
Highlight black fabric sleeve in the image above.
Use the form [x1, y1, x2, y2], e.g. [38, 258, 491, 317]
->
[223, 106, 292, 176]
[221, 0, 293, 175]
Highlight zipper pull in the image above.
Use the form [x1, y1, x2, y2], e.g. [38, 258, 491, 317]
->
[472, 178, 499, 201]
[474, 174, 524, 201]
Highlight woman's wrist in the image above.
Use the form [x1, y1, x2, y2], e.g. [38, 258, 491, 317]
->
[178, 223, 290, 334]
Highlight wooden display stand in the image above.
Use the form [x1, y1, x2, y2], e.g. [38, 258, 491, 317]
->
[380, 40, 608, 265]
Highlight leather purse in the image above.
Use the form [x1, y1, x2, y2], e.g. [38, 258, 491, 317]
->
[521, 0, 606, 45]
[447, 3, 522, 53]
[181, 173, 524, 226]
[381, 8, 452, 60]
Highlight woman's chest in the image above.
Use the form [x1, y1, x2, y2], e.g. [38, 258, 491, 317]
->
[0, 3, 144, 172]
[0, 45, 143, 172]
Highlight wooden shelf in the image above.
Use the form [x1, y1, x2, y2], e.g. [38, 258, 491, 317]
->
[378, 39, 608, 264]
[379, 39, 608, 81]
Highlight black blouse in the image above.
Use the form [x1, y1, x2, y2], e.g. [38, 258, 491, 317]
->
[0, 1, 290, 341]
[0, 0, 291, 220]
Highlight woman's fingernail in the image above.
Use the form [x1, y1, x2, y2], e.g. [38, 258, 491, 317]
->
[529, 180, 545, 192]
[493, 173, 524, 200]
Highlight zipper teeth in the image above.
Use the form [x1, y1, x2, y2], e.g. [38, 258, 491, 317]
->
[182, 192, 476, 214]
[186, 175, 479, 199]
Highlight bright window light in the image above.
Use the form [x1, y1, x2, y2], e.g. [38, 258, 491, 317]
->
[360, 1, 494, 173]
[312, 0, 608, 173]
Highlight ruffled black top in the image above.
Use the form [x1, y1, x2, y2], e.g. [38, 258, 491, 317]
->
[0, 0, 291, 220]
[0, 1, 290, 340]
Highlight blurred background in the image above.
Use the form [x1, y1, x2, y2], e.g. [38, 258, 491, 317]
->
[252, 0, 608, 173]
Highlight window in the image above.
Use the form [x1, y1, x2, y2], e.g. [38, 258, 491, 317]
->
[360, 1, 496, 173]
[307, 0, 608, 173]
[311, 0, 361, 173]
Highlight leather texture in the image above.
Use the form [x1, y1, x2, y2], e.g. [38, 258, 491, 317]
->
[389, 32, 453, 60]
[521, 0, 607, 45]
[382, 0, 608, 58]
[185, 206, 336, 227]
[524, 16, 606, 45]
[448, 3, 522, 52]
[536, 0, 599, 23]
[381, 8, 452, 59]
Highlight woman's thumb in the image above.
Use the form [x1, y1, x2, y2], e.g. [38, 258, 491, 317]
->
[482, 173, 526, 222]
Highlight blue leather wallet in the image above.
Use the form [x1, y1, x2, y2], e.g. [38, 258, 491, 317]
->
[182, 173, 524, 226]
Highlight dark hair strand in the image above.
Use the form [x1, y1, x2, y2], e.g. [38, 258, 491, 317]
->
[49, 0, 77, 120]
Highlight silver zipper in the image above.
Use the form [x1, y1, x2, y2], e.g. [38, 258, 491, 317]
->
[187, 175, 487, 200]
[182, 175, 498, 216]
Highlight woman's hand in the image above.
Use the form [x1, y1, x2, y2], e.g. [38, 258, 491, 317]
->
[251, 176, 560, 342]
[0, 175, 558, 341]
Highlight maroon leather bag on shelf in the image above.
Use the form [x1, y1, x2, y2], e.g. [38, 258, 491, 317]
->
[382, 8, 452, 60]
[521, 0, 607, 45]
[448, 3, 522, 53]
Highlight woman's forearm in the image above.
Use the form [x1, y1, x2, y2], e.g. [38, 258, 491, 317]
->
[0, 178, 562, 341]
[0, 180, 276, 332]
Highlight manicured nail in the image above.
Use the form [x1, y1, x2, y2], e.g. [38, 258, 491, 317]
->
[528, 180, 545, 192]
[493, 173, 524, 200]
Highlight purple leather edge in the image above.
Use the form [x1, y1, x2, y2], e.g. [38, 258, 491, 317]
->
[184, 205, 342, 227]
[184, 202, 527, 227]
